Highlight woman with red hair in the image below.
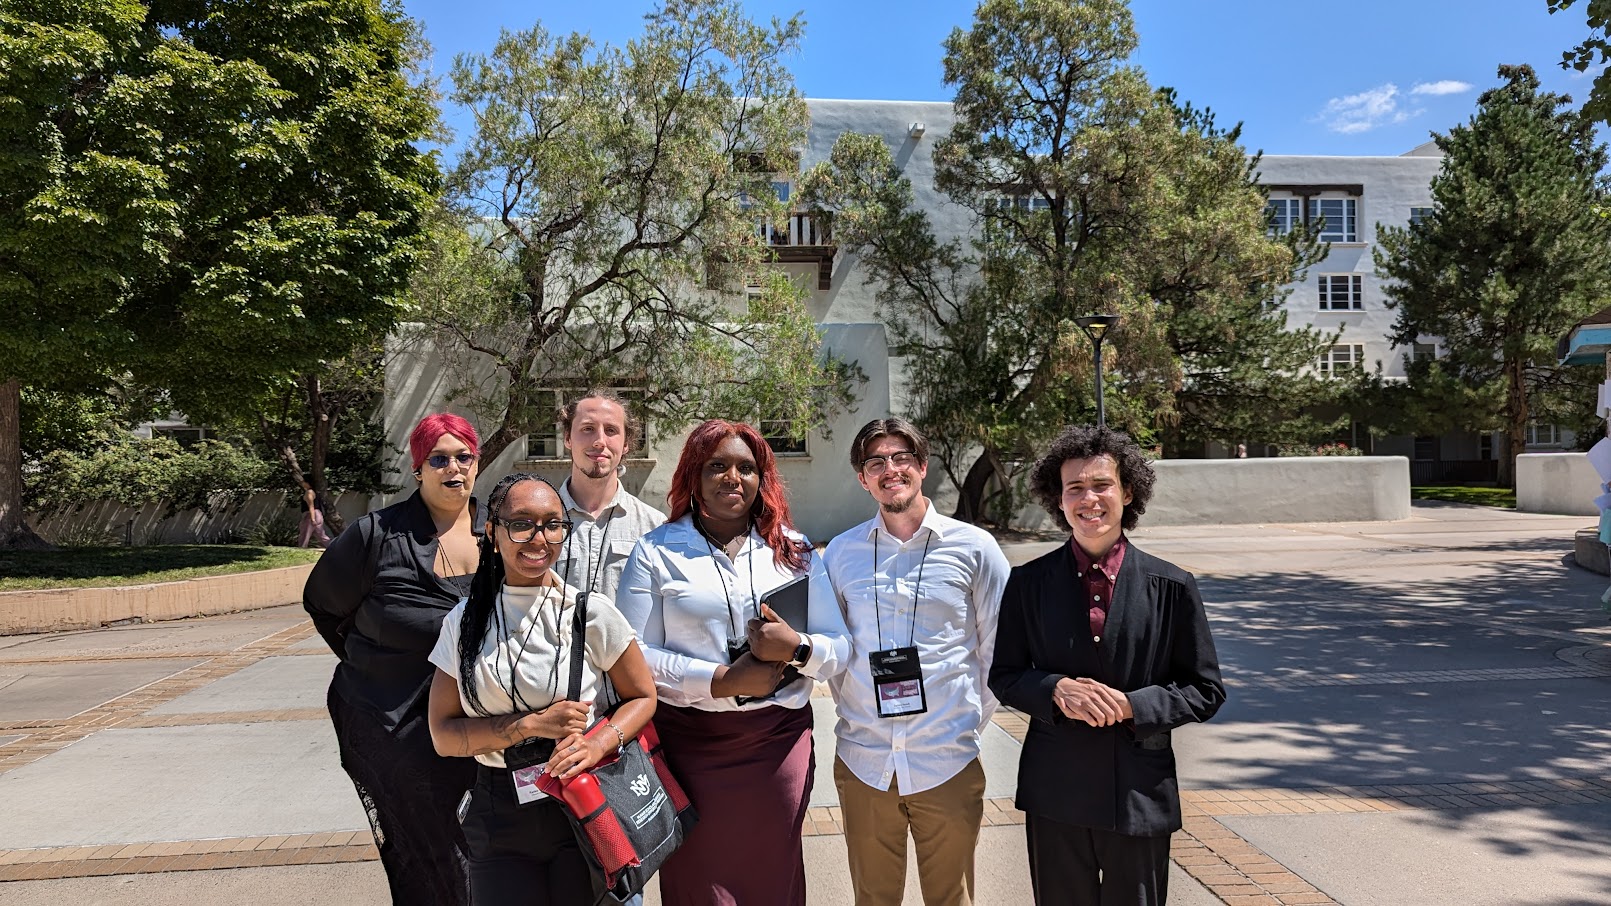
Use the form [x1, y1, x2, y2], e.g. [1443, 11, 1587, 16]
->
[304, 413, 485, 905]
[617, 419, 850, 905]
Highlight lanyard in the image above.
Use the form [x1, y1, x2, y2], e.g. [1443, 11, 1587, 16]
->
[872, 528, 933, 649]
[491, 584, 560, 712]
[699, 520, 758, 638]
[562, 505, 617, 600]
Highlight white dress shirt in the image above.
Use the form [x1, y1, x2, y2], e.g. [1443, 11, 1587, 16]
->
[617, 514, 850, 711]
[556, 477, 666, 608]
[818, 501, 1010, 795]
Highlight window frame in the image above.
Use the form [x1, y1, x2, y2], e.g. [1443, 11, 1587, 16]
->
[1317, 274, 1364, 311]
[1317, 343, 1365, 378]
[1308, 196, 1359, 243]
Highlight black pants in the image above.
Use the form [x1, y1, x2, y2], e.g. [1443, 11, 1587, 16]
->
[463, 764, 598, 906]
[1025, 813, 1171, 906]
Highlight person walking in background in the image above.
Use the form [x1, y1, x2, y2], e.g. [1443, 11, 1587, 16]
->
[426, 472, 657, 904]
[302, 413, 485, 905]
[298, 478, 331, 549]
[816, 418, 1010, 906]
[990, 425, 1225, 906]
[617, 419, 850, 906]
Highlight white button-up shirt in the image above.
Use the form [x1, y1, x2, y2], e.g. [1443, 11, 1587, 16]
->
[818, 501, 1010, 795]
[617, 514, 850, 711]
[556, 477, 665, 608]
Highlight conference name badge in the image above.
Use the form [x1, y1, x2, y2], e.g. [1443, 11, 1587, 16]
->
[870, 646, 927, 718]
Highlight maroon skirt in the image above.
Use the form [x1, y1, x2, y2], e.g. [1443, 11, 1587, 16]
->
[654, 703, 816, 906]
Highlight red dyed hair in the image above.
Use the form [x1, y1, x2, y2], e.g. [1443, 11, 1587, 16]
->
[667, 419, 808, 572]
[409, 413, 480, 471]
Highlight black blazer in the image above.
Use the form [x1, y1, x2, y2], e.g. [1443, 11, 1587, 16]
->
[989, 540, 1224, 837]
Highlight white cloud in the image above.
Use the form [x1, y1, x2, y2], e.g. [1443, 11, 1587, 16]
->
[1411, 80, 1474, 96]
[1314, 83, 1422, 135]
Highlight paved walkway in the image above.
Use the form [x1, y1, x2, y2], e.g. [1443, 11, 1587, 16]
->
[1, 503, 1608, 904]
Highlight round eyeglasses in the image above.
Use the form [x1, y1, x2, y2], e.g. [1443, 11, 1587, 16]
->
[426, 451, 478, 469]
[499, 518, 573, 544]
[859, 451, 919, 476]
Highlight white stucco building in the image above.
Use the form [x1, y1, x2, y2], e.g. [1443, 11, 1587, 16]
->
[378, 100, 1547, 539]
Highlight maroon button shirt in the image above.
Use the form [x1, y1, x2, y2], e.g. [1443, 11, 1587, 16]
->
[1073, 535, 1127, 644]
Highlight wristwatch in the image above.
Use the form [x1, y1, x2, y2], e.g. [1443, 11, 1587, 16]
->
[786, 637, 812, 668]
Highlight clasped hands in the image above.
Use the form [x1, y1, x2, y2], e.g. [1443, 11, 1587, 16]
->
[712, 604, 800, 699]
[499, 700, 608, 779]
[1053, 676, 1133, 727]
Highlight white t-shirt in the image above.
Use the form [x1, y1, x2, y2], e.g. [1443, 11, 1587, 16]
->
[429, 581, 636, 768]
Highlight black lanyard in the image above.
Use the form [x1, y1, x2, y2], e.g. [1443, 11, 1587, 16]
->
[490, 584, 560, 711]
[872, 528, 933, 649]
[699, 520, 758, 639]
[562, 504, 617, 600]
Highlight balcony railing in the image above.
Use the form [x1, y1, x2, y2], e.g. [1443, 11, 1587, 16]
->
[754, 212, 831, 248]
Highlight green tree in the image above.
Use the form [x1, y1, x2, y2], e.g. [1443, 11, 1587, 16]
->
[133, 0, 439, 508]
[420, 0, 857, 465]
[804, 0, 1331, 522]
[1375, 64, 1611, 487]
[0, 0, 439, 547]
[1549, 0, 1611, 123]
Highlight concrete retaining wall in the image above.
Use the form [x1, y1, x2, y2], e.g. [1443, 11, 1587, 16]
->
[1143, 456, 1411, 526]
[1516, 452, 1601, 517]
[27, 492, 370, 547]
[0, 563, 316, 635]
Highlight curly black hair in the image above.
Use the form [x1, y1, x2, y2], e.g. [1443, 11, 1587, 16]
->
[1028, 425, 1155, 532]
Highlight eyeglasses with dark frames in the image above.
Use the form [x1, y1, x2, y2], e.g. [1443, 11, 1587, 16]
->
[859, 450, 920, 476]
[499, 518, 573, 544]
[426, 451, 478, 469]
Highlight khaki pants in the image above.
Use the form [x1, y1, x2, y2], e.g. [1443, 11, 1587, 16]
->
[833, 755, 986, 906]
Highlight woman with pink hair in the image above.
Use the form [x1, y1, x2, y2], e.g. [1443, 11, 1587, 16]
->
[303, 413, 485, 905]
[617, 420, 850, 905]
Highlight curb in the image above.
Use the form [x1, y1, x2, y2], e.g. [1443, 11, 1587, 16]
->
[0, 563, 316, 636]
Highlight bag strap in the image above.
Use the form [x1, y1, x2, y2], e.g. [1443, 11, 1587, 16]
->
[566, 590, 587, 703]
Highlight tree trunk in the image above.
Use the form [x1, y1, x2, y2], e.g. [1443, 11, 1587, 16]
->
[952, 447, 1003, 525]
[1501, 354, 1527, 490]
[0, 380, 52, 550]
[303, 373, 344, 533]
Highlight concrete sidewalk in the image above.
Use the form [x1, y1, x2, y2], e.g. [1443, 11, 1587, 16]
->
[2, 502, 1609, 904]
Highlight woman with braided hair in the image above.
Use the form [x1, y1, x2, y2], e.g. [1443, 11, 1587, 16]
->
[426, 472, 656, 904]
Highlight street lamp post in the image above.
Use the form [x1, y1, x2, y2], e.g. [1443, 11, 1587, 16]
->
[1073, 314, 1121, 427]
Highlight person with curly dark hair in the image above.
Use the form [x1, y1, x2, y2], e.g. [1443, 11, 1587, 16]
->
[991, 425, 1225, 906]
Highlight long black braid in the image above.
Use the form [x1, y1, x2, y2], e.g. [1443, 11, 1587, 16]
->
[456, 471, 553, 717]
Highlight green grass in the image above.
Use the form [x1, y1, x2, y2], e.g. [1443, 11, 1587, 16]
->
[1411, 486, 1517, 509]
[0, 545, 325, 591]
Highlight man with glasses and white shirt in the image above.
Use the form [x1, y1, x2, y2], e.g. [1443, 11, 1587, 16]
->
[813, 417, 1011, 906]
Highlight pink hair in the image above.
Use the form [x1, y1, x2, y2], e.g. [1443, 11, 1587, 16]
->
[409, 413, 480, 470]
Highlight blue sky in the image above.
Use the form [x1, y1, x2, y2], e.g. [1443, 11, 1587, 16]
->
[400, 0, 1600, 161]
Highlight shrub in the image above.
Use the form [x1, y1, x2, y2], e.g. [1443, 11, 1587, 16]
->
[26, 434, 276, 516]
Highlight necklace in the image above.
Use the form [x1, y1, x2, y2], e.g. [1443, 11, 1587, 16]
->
[434, 536, 472, 577]
[491, 582, 561, 711]
[697, 516, 758, 640]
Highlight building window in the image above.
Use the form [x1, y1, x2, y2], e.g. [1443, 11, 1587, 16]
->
[1409, 206, 1433, 226]
[152, 426, 207, 447]
[1317, 274, 1363, 310]
[1413, 436, 1438, 461]
[761, 419, 808, 456]
[1525, 423, 1562, 447]
[1411, 342, 1437, 364]
[520, 388, 646, 460]
[1265, 197, 1301, 236]
[1317, 344, 1364, 377]
[1308, 197, 1358, 242]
